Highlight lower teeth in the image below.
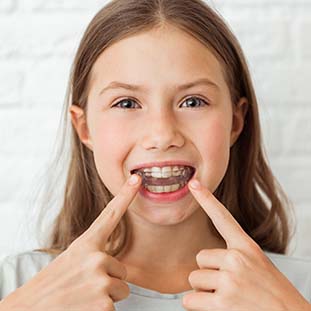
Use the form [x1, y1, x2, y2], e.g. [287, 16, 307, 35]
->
[144, 182, 186, 193]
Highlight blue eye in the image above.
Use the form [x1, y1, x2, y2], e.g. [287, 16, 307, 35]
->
[180, 96, 209, 108]
[112, 96, 209, 109]
[113, 98, 140, 109]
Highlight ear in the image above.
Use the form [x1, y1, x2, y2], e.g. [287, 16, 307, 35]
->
[230, 97, 249, 147]
[69, 104, 93, 151]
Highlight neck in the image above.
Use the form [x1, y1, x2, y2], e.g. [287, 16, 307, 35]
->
[115, 208, 226, 274]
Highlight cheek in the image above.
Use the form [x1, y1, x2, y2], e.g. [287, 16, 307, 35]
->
[203, 120, 230, 157]
[199, 119, 231, 186]
[89, 117, 131, 190]
[92, 119, 123, 158]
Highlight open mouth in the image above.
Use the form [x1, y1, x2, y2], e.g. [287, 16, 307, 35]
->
[130, 165, 196, 193]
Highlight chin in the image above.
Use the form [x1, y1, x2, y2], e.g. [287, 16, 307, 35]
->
[129, 197, 201, 226]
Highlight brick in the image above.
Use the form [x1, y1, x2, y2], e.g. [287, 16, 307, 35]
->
[268, 156, 311, 205]
[292, 64, 311, 102]
[0, 68, 24, 105]
[0, 15, 85, 59]
[230, 18, 292, 61]
[252, 60, 311, 106]
[298, 19, 311, 59]
[288, 210, 311, 257]
[0, 203, 38, 258]
[22, 58, 72, 107]
[0, 108, 62, 156]
[260, 107, 311, 156]
[0, 0, 17, 13]
[18, 0, 105, 12]
[215, 0, 311, 7]
[0, 152, 56, 204]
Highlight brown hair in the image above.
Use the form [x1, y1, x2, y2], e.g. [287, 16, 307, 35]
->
[33, 0, 295, 257]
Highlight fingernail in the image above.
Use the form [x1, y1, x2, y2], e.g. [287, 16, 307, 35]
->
[128, 174, 139, 186]
[189, 179, 201, 190]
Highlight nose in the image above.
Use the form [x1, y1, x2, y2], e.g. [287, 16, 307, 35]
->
[140, 109, 185, 151]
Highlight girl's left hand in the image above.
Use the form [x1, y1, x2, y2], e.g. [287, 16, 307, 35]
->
[182, 179, 311, 311]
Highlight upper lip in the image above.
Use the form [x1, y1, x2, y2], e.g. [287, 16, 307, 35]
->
[130, 160, 196, 173]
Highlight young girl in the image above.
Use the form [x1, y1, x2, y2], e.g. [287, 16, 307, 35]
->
[0, 0, 310, 310]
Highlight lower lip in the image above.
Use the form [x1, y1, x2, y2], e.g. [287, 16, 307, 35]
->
[139, 181, 191, 203]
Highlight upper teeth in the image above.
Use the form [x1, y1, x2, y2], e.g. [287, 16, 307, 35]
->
[136, 166, 190, 178]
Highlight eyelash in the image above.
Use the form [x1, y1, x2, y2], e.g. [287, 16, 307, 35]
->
[111, 96, 210, 110]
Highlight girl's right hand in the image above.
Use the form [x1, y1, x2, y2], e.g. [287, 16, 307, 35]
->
[0, 174, 142, 311]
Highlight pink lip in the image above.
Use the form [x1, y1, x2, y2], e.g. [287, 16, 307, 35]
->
[138, 175, 196, 203]
[130, 160, 195, 171]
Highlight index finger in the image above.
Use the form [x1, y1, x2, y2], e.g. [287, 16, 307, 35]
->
[188, 179, 252, 249]
[80, 174, 142, 247]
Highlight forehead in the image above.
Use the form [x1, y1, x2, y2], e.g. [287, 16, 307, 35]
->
[89, 25, 228, 95]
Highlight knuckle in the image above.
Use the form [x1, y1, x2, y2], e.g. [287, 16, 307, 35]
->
[88, 251, 108, 268]
[69, 233, 94, 252]
[119, 262, 128, 280]
[116, 282, 131, 301]
[214, 294, 225, 309]
[108, 256, 127, 280]
[220, 270, 230, 284]
[97, 202, 117, 224]
[219, 208, 231, 223]
[221, 271, 237, 286]
[182, 293, 193, 309]
[124, 282, 130, 297]
[104, 205, 118, 224]
[95, 251, 109, 265]
[98, 298, 115, 311]
[196, 249, 207, 262]
[188, 270, 198, 283]
[104, 203, 117, 218]
[225, 249, 245, 267]
[101, 275, 114, 289]
[221, 271, 239, 297]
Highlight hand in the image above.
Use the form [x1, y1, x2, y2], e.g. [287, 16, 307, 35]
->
[182, 179, 311, 311]
[0, 174, 142, 311]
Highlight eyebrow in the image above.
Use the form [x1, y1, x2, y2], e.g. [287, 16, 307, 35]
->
[99, 78, 219, 95]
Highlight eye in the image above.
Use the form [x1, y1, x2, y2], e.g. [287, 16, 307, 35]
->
[180, 96, 209, 109]
[112, 98, 140, 109]
[111, 96, 209, 110]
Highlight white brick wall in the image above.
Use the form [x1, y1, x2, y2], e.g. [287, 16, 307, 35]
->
[0, 0, 310, 261]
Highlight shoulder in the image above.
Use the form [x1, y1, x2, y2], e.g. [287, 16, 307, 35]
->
[1, 249, 57, 264]
[0, 249, 57, 300]
[264, 251, 311, 271]
[0, 249, 57, 275]
[264, 251, 311, 303]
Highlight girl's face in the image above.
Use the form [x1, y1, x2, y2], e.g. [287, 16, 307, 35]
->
[70, 25, 247, 226]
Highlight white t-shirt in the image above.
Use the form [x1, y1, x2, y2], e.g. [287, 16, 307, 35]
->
[0, 250, 310, 310]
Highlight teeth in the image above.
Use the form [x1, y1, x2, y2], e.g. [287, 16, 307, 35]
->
[138, 166, 189, 178]
[172, 166, 182, 177]
[151, 167, 179, 178]
[145, 182, 185, 193]
[161, 166, 172, 178]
